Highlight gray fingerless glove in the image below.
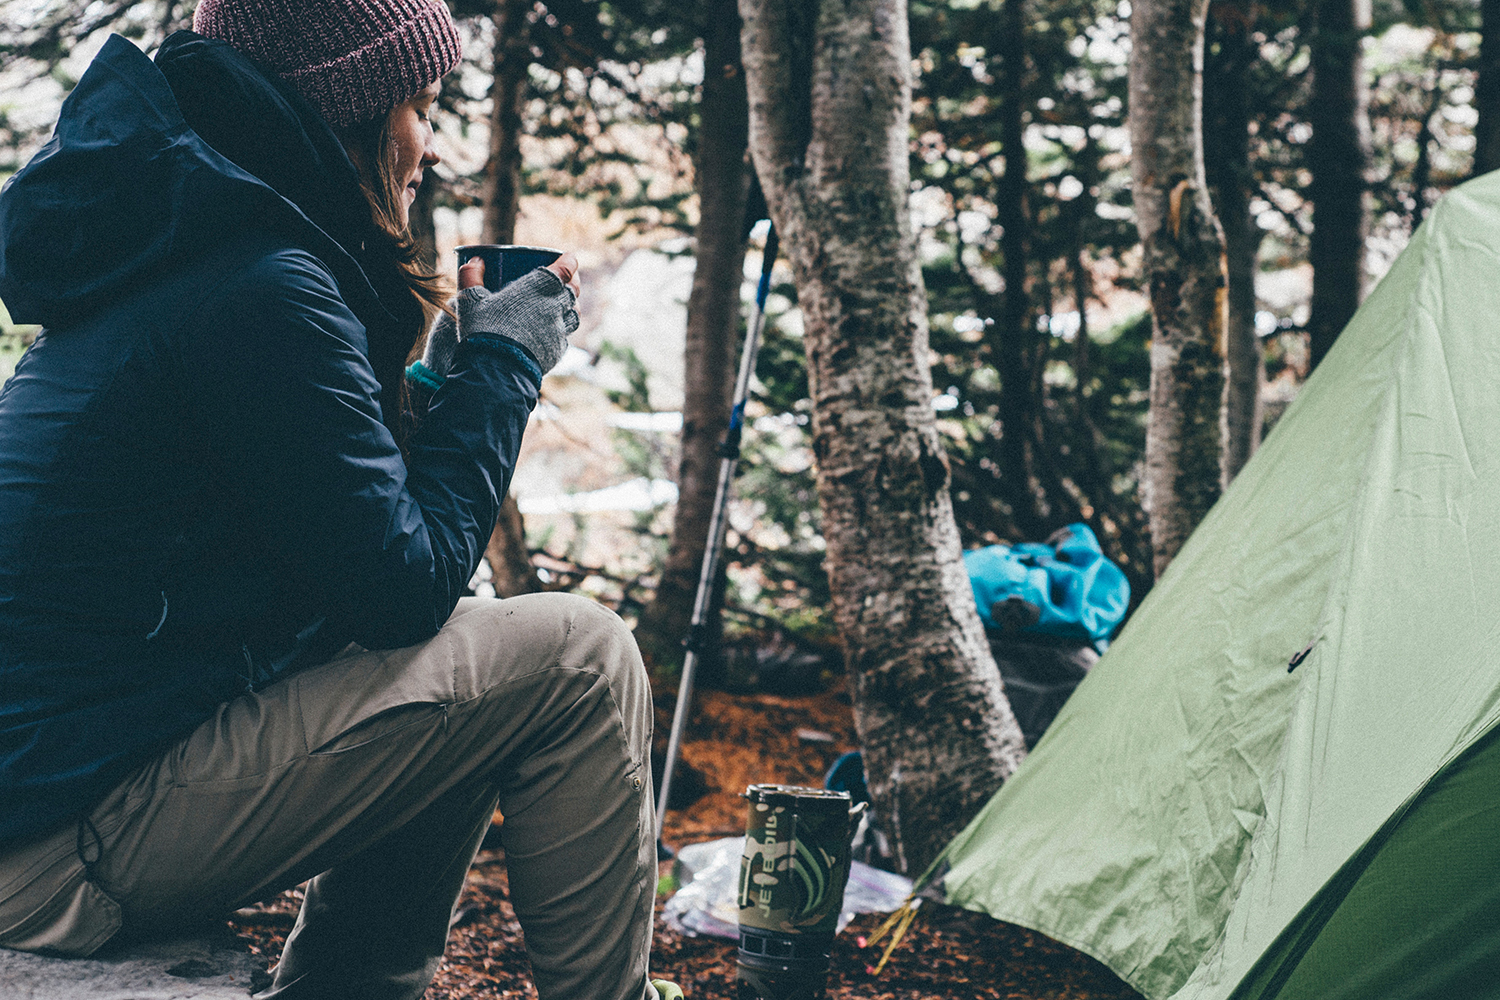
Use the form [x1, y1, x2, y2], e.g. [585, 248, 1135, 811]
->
[409, 307, 459, 391]
[456, 267, 579, 375]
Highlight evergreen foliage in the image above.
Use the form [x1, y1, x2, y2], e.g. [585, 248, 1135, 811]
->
[0, 0, 1495, 648]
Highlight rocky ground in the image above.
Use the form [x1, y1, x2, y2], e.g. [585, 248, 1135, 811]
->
[228, 683, 1144, 1000]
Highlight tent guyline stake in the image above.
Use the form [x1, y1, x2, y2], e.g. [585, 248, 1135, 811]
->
[865, 896, 922, 975]
[655, 223, 780, 847]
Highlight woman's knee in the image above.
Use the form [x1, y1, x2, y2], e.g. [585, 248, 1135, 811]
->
[444, 594, 649, 715]
[545, 596, 652, 743]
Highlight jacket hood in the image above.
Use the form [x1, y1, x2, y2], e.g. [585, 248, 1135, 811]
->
[0, 32, 387, 329]
[152, 31, 379, 264]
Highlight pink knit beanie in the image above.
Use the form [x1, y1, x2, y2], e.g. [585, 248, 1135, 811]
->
[192, 0, 462, 128]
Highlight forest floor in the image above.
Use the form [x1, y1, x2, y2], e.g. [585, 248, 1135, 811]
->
[228, 679, 1144, 1000]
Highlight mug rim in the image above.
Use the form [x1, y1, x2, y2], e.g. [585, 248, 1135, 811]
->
[455, 244, 563, 256]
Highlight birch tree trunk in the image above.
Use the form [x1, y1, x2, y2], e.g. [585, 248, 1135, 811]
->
[480, 0, 543, 598]
[637, 0, 752, 666]
[1130, 0, 1229, 577]
[1306, 0, 1371, 370]
[740, 0, 1027, 874]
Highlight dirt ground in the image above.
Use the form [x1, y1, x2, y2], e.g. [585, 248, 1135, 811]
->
[228, 682, 1143, 1000]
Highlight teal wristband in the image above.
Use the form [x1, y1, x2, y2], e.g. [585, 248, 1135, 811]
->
[405, 360, 444, 392]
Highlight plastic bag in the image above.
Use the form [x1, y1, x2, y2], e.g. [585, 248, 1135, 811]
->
[661, 836, 913, 940]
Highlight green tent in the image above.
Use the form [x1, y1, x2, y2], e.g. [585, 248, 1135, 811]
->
[929, 173, 1500, 1000]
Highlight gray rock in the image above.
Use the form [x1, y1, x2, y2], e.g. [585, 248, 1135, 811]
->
[0, 931, 268, 999]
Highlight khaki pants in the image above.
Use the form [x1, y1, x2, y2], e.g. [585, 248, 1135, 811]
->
[0, 594, 658, 1000]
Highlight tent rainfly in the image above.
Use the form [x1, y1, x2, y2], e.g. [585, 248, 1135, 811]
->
[924, 174, 1500, 1000]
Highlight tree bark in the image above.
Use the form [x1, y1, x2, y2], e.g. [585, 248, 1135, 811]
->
[1305, 0, 1371, 370]
[1129, 0, 1229, 578]
[1408, 86, 1443, 229]
[480, 0, 543, 598]
[741, 0, 1027, 875]
[991, 0, 1049, 540]
[482, 0, 532, 248]
[636, 0, 752, 667]
[1205, 2, 1263, 485]
[485, 492, 539, 597]
[1477, 0, 1500, 176]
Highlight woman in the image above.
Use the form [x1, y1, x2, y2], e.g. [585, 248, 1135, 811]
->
[0, 3, 669, 999]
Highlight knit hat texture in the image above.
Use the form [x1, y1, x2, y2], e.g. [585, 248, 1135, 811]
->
[192, 0, 461, 128]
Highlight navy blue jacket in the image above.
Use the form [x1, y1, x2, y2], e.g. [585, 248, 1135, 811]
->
[0, 34, 538, 845]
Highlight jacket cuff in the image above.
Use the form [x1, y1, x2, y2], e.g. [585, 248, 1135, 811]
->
[466, 333, 544, 387]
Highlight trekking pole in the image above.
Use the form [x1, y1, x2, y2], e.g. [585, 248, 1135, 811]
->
[655, 223, 780, 847]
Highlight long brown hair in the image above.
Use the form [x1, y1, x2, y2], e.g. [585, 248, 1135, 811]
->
[335, 110, 455, 443]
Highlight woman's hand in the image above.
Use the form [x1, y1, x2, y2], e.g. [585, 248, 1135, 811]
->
[458, 252, 581, 301]
[453, 252, 580, 376]
[546, 252, 582, 299]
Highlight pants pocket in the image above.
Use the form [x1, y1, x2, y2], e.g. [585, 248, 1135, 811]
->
[293, 638, 457, 758]
[0, 867, 122, 957]
[308, 702, 447, 756]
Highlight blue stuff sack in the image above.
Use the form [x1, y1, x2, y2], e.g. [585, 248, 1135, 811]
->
[962, 523, 1129, 643]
